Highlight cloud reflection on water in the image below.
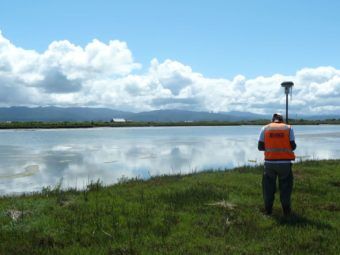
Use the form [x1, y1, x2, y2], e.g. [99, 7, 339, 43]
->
[0, 126, 339, 195]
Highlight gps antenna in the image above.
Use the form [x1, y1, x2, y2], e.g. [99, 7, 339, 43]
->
[281, 81, 294, 124]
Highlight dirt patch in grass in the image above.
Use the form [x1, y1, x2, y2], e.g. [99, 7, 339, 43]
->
[293, 169, 310, 180]
[329, 181, 340, 187]
[207, 200, 236, 210]
[322, 203, 340, 212]
[6, 209, 30, 222]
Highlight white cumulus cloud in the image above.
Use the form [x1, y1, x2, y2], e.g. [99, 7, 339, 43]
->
[0, 31, 340, 115]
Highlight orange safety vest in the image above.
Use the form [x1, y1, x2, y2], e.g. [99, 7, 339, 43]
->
[263, 122, 295, 161]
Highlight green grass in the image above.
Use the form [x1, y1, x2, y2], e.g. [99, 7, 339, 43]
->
[0, 160, 340, 254]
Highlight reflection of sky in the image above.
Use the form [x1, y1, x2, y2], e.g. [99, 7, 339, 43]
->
[0, 125, 340, 195]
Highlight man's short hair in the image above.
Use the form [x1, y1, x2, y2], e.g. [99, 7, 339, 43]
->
[272, 113, 283, 122]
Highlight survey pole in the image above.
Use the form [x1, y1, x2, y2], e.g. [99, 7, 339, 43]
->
[281, 81, 294, 124]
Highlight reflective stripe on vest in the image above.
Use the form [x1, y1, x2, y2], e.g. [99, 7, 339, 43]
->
[265, 148, 293, 153]
[264, 123, 295, 161]
[264, 126, 290, 131]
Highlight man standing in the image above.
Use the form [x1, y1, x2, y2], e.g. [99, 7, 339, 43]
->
[258, 113, 297, 216]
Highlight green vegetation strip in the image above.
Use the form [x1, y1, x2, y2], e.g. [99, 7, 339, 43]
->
[0, 160, 340, 254]
[1, 119, 340, 129]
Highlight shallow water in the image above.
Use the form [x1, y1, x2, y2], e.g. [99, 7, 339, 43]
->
[0, 125, 340, 195]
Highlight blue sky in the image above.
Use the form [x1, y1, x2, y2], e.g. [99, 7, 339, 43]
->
[1, 0, 340, 78]
[0, 0, 340, 114]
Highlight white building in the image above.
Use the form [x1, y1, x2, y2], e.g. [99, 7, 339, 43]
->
[111, 118, 126, 123]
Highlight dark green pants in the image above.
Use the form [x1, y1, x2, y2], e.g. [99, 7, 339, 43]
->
[262, 163, 293, 210]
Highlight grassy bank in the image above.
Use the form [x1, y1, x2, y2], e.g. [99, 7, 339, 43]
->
[1, 118, 340, 129]
[0, 160, 339, 254]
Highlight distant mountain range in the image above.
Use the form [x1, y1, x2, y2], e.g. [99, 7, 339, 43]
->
[0, 107, 338, 122]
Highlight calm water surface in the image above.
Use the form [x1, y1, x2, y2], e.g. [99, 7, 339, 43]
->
[1, 125, 340, 194]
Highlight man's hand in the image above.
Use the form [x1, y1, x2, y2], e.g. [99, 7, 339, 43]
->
[258, 141, 265, 151]
[290, 141, 296, 151]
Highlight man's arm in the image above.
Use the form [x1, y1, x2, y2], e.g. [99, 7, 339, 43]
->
[290, 141, 296, 151]
[290, 127, 297, 151]
[258, 141, 265, 151]
[258, 127, 265, 151]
